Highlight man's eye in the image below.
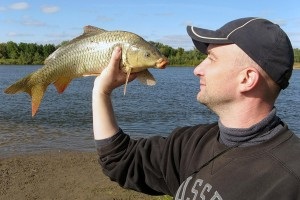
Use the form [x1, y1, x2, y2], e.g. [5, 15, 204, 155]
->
[207, 56, 215, 62]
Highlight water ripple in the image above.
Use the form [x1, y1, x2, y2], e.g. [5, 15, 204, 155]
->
[0, 66, 299, 157]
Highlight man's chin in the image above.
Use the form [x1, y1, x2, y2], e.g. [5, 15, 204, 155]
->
[196, 91, 203, 100]
[197, 92, 210, 106]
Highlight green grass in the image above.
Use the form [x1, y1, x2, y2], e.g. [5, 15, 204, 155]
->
[155, 195, 173, 200]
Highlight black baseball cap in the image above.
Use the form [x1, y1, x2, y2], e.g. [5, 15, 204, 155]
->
[187, 17, 294, 89]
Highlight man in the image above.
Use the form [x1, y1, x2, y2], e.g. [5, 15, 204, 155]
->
[93, 17, 300, 199]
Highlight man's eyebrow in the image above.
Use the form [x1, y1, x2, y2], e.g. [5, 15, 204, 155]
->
[207, 49, 217, 57]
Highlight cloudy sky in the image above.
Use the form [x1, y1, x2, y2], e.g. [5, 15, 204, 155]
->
[1, 0, 299, 49]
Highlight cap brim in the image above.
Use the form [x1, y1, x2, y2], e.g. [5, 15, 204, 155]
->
[187, 25, 231, 54]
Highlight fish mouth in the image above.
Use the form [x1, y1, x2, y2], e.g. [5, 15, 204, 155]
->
[155, 58, 168, 69]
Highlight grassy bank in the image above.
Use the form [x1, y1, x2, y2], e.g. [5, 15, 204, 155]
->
[294, 62, 300, 69]
[1, 60, 300, 68]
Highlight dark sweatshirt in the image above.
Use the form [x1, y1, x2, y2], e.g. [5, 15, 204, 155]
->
[96, 122, 300, 199]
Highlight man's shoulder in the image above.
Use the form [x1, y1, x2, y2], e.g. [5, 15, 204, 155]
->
[272, 130, 300, 157]
[271, 130, 300, 180]
[169, 122, 219, 142]
[171, 122, 219, 136]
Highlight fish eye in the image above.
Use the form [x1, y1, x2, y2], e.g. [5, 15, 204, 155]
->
[144, 52, 151, 58]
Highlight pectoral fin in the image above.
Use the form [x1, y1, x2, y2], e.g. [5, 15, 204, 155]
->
[137, 69, 156, 86]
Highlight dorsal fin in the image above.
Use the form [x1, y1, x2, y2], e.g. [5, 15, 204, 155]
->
[84, 25, 107, 34]
[67, 26, 107, 45]
[44, 26, 107, 65]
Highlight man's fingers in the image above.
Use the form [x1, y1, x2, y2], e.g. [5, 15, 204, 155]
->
[108, 46, 122, 71]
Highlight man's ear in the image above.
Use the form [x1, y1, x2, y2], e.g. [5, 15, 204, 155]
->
[238, 67, 260, 92]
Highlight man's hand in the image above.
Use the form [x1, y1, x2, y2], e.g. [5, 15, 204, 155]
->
[93, 46, 137, 95]
[92, 46, 137, 140]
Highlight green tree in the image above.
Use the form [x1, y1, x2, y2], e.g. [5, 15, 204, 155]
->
[1, 40, 296, 66]
[6, 41, 19, 59]
[43, 44, 56, 58]
[33, 51, 44, 64]
[294, 48, 300, 63]
[18, 43, 33, 64]
[0, 43, 7, 59]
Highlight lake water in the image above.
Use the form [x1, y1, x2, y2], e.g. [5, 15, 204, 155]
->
[0, 65, 299, 157]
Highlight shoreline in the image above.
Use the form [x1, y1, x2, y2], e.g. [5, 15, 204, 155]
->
[294, 62, 300, 69]
[0, 150, 160, 200]
[1, 63, 300, 69]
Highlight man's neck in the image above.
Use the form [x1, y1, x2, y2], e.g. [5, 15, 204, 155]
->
[218, 108, 282, 147]
[216, 101, 274, 129]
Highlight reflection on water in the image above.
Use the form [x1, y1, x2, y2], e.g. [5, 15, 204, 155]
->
[0, 66, 299, 157]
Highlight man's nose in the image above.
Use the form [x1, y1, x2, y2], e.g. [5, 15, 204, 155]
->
[194, 61, 205, 77]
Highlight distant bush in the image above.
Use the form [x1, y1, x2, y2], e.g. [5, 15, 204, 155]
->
[1, 41, 298, 66]
[0, 42, 56, 65]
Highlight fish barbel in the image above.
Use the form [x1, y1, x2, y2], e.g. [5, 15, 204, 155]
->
[4, 25, 168, 116]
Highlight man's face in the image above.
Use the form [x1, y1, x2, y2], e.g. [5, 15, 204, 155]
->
[193, 44, 242, 111]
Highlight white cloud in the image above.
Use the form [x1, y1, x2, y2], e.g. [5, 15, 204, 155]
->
[45, 32, 72, 38]
[273, 19, 287, 27]
[96, 15, 114, 22]
[0, 6, 7, 12]
[41, 5, 60, 14]
[7, 32, 33, 37]
[22, 19, 45, 27]
[21, 16, 46, 27]
[157, 34, 194, 50]
[9, 2, 29, 10]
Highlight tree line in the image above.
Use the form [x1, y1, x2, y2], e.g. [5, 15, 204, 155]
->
[0, 41, 56, 65]
[0, 41, 206, 66]
[0, 41, 299, 66]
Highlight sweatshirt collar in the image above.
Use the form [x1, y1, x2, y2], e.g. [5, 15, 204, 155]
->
[218, 108, 282, 147]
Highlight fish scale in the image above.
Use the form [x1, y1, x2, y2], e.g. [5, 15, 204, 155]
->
[4, 25, 168, 116]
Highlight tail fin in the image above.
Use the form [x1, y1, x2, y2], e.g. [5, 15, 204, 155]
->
[4, 75, 47, 117]
[4, 76, 31, 94]
[30, 85, 47, 117]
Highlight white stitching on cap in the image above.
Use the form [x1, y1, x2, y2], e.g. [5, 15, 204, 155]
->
[227, 18, 261, 37]
[191, 27, 226, 40]
[191, 17, 262, 40]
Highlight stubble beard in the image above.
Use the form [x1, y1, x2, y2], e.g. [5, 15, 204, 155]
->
[197, 90, 225, 114]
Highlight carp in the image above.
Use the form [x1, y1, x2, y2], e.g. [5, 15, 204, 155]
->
[4, 25, 168, 116]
